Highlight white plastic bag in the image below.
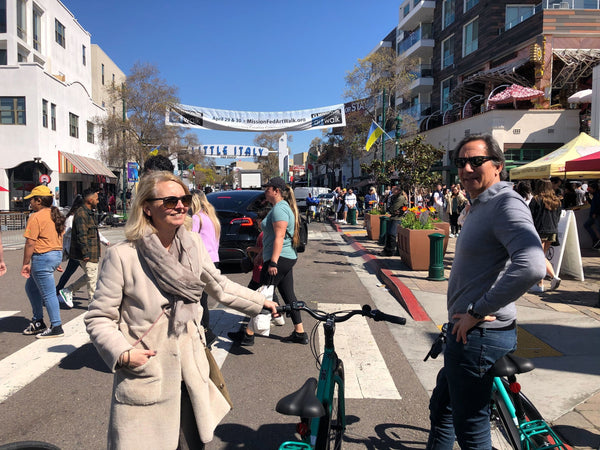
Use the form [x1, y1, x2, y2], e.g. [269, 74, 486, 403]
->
[248, 285, 274, 336]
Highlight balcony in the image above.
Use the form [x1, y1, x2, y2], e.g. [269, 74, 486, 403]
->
[401, 102, 432, 120]
[397, 24, 434, 59]
[409, 64, 434, 94]
[399, 0, 436, 31]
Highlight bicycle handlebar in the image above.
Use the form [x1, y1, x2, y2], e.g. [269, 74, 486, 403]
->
[276, 302, 406, 325]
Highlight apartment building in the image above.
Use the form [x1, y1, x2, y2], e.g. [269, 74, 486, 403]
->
[0, 0, 120, 210]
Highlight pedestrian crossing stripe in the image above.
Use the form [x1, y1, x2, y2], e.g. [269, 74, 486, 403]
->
[317, 303, 401, 400]
[0, 311, 20, 320]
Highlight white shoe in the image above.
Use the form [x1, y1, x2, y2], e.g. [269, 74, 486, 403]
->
[529, 284, 544, 293]
[59, 289, 73, 308]
[272, 315, 285, 326]
[449, 233, 455, 238]
[550, 277, 561, 291]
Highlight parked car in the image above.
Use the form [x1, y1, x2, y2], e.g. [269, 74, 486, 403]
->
[294, 186, 330, 211]
[206, 190, 267, 266]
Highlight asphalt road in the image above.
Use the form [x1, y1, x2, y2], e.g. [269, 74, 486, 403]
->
[0, 222, 432, 450]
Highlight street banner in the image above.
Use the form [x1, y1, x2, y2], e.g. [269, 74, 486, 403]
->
[127, 162, 139, 183]
[190, 145, 271, 159]
[166, 103, 346, 132]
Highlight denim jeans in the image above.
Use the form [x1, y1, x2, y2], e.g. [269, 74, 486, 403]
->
[583, 215, 600, 243]
[25, 250, 63, 327]
[427, 323, 517, 450]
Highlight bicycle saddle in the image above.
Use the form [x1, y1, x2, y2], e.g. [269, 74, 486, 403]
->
[490, 353, 535, 377]
[276, 378, 326, 418]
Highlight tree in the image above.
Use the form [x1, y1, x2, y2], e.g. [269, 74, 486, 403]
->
[318, 134, 346, 187]
[253, 132, 293, 179]
[98, 62, 191, 167]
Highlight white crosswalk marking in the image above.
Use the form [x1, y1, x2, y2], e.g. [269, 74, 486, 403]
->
[0, 310, 20, 320]
[0, 314, 90, 402]
[317, 303, 401, 400]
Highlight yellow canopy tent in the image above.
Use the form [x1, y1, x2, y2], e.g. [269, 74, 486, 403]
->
[510, 132, 600, 180]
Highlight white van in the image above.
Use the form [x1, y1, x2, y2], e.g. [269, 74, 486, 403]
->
[294, 187, 330, 210]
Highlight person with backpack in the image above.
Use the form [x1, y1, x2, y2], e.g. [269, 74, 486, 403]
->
[231, 176, 308, 345]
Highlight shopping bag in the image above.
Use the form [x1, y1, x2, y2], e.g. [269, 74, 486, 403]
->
[247, 285, 274, 336]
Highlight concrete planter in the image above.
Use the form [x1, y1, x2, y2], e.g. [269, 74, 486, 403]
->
[364, 213, 382, 240]
[397, 225, 449, 271]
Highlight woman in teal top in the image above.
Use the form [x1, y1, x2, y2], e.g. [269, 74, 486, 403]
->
[229, 176, 307, 346]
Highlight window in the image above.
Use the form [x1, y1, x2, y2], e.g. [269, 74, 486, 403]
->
[50, 103, 56, 130]
[33, 7, 42, 51]
[403, 4, 410, 17]
[42, 99, 47, 128]
[441, 35, 454, 69]
[86, 121, 94, 143]
[17, 0, 26, 40]
[0, 0, 6, 33]
[442, 0, 455, 29]
[0, 49, 6, 65]
[505, 5, 535, 30]
[464, 0, 478, 12]
[0, 97, 26, 124]
[69, 112, 78, 138]
[55, 19, 65, 48]
[463, 18, 478, 56]
[441, 78, 453, 112]
[82, 45, 86, 65]
[101, 63, 105, 85]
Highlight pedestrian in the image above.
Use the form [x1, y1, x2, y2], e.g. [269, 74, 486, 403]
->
[528, 179, 562, 292]
[364, 186, 379, 212]
[446, 185, 467, 237]
[187, 189, 221, 347]
[142, 154, 175, 175]
[21, 185, 67, 338]
[0, 231, 6, 277]
[380, 186, 407, 256]
[56, 195, 109, 308]
[58, 188, 102, 305]
[84, 171, 279, 449]
[108, 192, 116, 213]
[344, 188, 357, 224]
[426, 135, 546, 449]
[231, 176, 308, 344]
[583, 182, 600, 249]
[515, 180, 533, 205]
[575, 182, 586, 206]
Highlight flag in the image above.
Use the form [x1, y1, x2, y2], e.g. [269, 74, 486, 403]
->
[149, 147, 159, 156]
[365, 122, 384, 151]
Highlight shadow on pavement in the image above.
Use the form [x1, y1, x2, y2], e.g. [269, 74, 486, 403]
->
[58, 342, 111, 373]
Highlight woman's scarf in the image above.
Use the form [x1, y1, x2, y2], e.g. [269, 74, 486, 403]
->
[136, 226, 205, 336]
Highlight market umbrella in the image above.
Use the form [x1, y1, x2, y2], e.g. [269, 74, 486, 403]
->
[488, 84, 545, 108]
[567, 89, 593, 104]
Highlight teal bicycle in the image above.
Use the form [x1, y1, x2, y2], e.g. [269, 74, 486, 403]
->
[425, 325, 567, 450]
[275, 301, 406, 450]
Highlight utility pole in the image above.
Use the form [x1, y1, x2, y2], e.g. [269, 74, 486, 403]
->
[395, 114, 402, 157]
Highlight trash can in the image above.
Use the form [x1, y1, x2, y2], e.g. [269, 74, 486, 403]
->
[378, 215, 390, 245]
[347, 208, 357, 225]
[427, 232, 446, 281]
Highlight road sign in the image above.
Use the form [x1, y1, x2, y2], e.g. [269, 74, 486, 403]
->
[39, 174, 51, 184]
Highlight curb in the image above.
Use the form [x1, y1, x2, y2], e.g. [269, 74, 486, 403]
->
[331, 220, 431, 322]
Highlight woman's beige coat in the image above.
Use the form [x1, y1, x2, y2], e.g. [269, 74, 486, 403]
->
[85, 231, 265, 449]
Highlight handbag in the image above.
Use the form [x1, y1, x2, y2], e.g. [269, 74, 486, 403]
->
[247, 285, 274, 336]
[205, 346, 233, 409]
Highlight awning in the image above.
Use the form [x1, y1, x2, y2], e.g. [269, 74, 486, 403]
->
[553, 49, 600, 90]
[58, 151, 117, 183]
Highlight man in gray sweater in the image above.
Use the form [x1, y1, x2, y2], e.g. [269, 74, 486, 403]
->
[426, 135, 546, 449]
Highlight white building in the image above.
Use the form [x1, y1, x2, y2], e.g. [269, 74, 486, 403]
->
[0, 0, 118, 210]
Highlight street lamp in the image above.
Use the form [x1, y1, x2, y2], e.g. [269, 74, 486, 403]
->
[395, 114, 403, 157]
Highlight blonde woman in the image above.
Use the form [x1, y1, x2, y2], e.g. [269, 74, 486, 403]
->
[188, 189, 221, 346]
[85, 172, 278, 449]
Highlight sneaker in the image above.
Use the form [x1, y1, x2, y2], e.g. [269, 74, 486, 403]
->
[529, 284, 544, 293]
[36, 325, 64, 339]
[550, 277, 562, 291]
[272, 315, 286, 326]
[594, 240, 600, 249]
[281, 331, 309, 345]
[449, 233, 455, 238]
[59, 289, 73, 308]
[227, 329, 255, 346]
[23, 319, 47, 335]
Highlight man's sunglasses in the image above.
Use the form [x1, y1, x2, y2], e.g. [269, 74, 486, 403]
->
[454, 156, 495, 169]
[147, 195, 192, 209]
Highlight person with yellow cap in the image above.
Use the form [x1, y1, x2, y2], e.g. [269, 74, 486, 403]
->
[21, 185, 66, 338]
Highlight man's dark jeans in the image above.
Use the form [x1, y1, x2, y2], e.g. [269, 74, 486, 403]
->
[427, 323, 517, 449]
[584, 215, 600, 244]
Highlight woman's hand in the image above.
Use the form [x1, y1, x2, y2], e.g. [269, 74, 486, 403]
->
[267, 263, 278, 276]
[120, 348, 157, 369]
[20, 264, 31, 279]
[263, 300, 280, 318]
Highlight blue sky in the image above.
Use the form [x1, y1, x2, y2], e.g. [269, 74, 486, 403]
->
[63, 0, 401, 163]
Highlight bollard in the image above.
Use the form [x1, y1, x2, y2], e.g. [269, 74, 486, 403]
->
[427, 232, 446, 281]
[347, 208, 357, 225]
[378, 215, 390, 245]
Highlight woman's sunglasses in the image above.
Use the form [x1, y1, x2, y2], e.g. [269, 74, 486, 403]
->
[147, 194, 192, 209]
[454, 156, 495, 169]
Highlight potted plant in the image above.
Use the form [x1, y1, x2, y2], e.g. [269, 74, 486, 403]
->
[397, 207, 449, 270]
[364, 204, 384, 241]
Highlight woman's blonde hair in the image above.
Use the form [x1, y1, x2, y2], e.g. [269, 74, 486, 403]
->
[186, 190, 221, 240]
[124, 171, 190, 241]
[280, 184, 300, 248]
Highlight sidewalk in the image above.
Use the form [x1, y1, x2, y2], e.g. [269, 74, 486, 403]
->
[330, 218, 600, 450]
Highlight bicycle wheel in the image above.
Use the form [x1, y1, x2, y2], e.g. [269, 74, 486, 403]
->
[491, 390, 521, 450]
[315, 362, 345, 450]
